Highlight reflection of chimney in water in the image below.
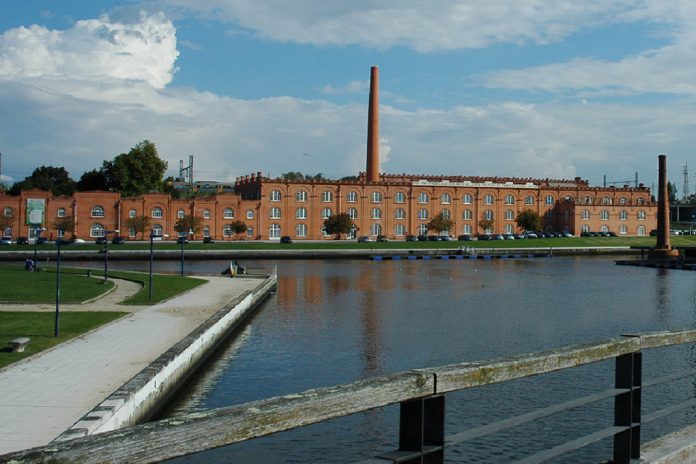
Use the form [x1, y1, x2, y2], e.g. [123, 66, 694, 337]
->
[366, 66, 379, 183]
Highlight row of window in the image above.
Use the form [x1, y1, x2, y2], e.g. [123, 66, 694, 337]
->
[580, 224, 648, 235]
[580, 210, 649, 220]
[277, 207, 523, 221]
[90, 223, 257, 239]
[268, 190, 649, 206]
[89, 206, 256, 220]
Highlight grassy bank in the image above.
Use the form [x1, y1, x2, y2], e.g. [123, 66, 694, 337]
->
[0, 265, 114, 303]
[0, 311, 126, 369]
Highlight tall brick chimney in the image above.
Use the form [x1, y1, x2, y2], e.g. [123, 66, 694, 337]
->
[650, 154, 679, 258]
[366, 66, 379, 183]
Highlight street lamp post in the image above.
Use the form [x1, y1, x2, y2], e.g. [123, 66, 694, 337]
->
[54, 229, 62, 337]
[33, 226, 45, 267]
[103, 229, 119, 283]
[149, 232, 168, 303]
[179, 230, 192, 277]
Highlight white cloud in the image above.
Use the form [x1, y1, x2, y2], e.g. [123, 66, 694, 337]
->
[164, 0, 649, 51]
[321, 80, 368, 94]
[0, 11, 178, 89]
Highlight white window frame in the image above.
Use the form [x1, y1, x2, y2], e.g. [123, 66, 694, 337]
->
[440, 193, 451, 205]
[91, 206, 105, 218]
[270, 190, 282, 202]
[371, 192, 382, 203]
[223, 208, 234, 219]
[394, 192, 406, 204]
[346, 191, 357, 203]
[462, 194, 473, 205]
[321, 191, 333, 202]
[270, 207, 281, 219]
[417, 192, 429, 204]
[296, 207, 307, 219]
[484, 194, 494, 205]
[152, 207, 163, 219]
[295, 191, 307, 202]
[296, 223, 307, 237]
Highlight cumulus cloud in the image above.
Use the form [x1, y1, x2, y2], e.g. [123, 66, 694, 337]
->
[0, 11, 178, 88]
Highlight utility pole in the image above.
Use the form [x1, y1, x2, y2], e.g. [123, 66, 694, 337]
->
[683, 163, 690, 200]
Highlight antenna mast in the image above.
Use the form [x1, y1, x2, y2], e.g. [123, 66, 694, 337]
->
[683, 163, 690, 200]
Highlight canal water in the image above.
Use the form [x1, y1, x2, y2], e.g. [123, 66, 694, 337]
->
[87, 256, 696, 463]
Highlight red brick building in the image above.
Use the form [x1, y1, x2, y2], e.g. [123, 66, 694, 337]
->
[0, 66, 657, 241]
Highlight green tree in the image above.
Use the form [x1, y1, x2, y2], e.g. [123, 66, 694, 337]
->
[230, 220, 247, 239]
[77, 169, 108, 191]
[516, 209, 542, 232]
[0, 214, 15, 236]
[52, 215, 75, 238]
[281, 172, 305, 181]
[478, 218, 494, 234]
[9, 166, 76, 196]
[668, 181, 678, 203]
[323, 213, 354, 239]
[426, 212, 454, 236]
[174, 214, 203, 237]
[101, 140, 168, 196]
[125, 215, 151, 240]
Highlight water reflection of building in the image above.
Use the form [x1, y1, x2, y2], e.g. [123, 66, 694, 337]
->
[0, 67, 657, 242]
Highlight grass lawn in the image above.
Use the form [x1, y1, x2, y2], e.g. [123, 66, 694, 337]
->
[105, 269, 207, 305]
[0, 265, 114, 303]
[0, 311, 126, 370]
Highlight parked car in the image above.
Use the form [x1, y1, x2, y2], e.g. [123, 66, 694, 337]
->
[607, 231, 617, 237]
[176, 236, 189, 244]
[0, 237, 12, 245]
[427, 235, 441, 241]
[457, 234, 473, 241]
[377, 235, 389, 242]
[112, 236, 126, 244]
[524, 232, 538, 239]
[36, 237, 49, 245]
[16, 236, 29, 245]
[357, 236, 374, 243]
[203, 236, 216, 244]
[477, 234, 491, 241]
[95, 237, 108, 245]
[279, 236, 292, 244]
[492, 234, 505, 240]
[440, 235, 453, 241]
[562, 232, 574, 237]
[405, 235, 418, 242]
[417, 235, 428, 241]
[514, 234, 526, 240]
[502, 234, 515, 240]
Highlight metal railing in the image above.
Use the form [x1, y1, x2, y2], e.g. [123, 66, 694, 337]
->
[3, 330, 696, 463]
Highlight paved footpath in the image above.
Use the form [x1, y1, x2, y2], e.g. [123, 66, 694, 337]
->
[0, 275, 262, 455]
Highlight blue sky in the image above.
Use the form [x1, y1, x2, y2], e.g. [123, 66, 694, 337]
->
[1, 1, 696, 194]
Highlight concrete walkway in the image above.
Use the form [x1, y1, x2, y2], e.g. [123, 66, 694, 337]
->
[0, 275, 262, 455]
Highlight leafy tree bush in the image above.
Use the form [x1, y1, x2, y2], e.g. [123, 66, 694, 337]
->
[323, 213, 354, 239]
[516, 209, 542, 232]
[101, 140, 168, 197]
[10, 166, 76, 196]
[426, 212, 454, 235]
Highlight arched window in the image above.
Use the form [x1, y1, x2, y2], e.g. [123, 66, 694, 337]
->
[504, 195, 515, 205]
[202, 226, 210, 237]
[152, 207, 163, 218]
[296, 223, 307, 237]
[57, 208, 66, 218]
[295, 191, 307, 202]
[223, 208, 234, 219]
[321, 191, 333, 202]
[601, 196, 612, 205]
[394, 192, 406, 203]
[269, 224, 281, 239]
[128, 209, 137, 218]
[441, 209, 451, 219]
[202, 209, 211, 220]
[394, 208, 405, 220]
[418, 224, 428, 235]
[394, 224, 406, 236]
[3, 207, 12, 217]
[637, 210, 646, 220]
[371, 192, 382, 203]
[151, 224, 163, 237]
[600, 210, 609, 220]
[417, 209, 429, 220]
[484, 210, 494, 220]
[346, 191, 358, 203]
[545, 195, 555, 205]
[581, 224, 590, 233]
[581, 210, 590, 220]
[417, 192, 429, 203]
[223, 224, 233, 237]
[270, 190, 282, 202]
[270, 207, 281, 219]
[246, 210, 254, 219]
[619, 210, 628, 220]
[321, 208, 332, 219]
[91, 205, 105, 218]
[371, 208, 382, 219]
[463, 210, 472, 220]
[600, 225, 609, 233]
[484, 194, 494, 205]
[370, 223, 382, 236]
[637, 198, 645, 205]
[463, 224, 473, 234]
[440, 193, 451, 204]
[296, 207, 307, 219]
[177, 209, 185, 219]
[462, 194, 473, 204]
[90, 223, 104, 237]
[347, 208, 358, 219]
[504, 224, 514, 234]
[504, 210, 514, 220]
[619, 197, 628, 205]
[620, 224, 627, 235]
[525, 195, 535, 205]
[637, 225, 646, 236]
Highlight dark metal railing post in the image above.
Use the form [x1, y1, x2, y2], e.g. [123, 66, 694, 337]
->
[613, 351, 642, 463]
[380, 395, 444, 464]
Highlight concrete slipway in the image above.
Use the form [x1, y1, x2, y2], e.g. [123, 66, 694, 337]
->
[0, 273, 276, 456]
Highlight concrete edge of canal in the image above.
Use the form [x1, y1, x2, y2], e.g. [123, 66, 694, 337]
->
[54, 273, 277, 442]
